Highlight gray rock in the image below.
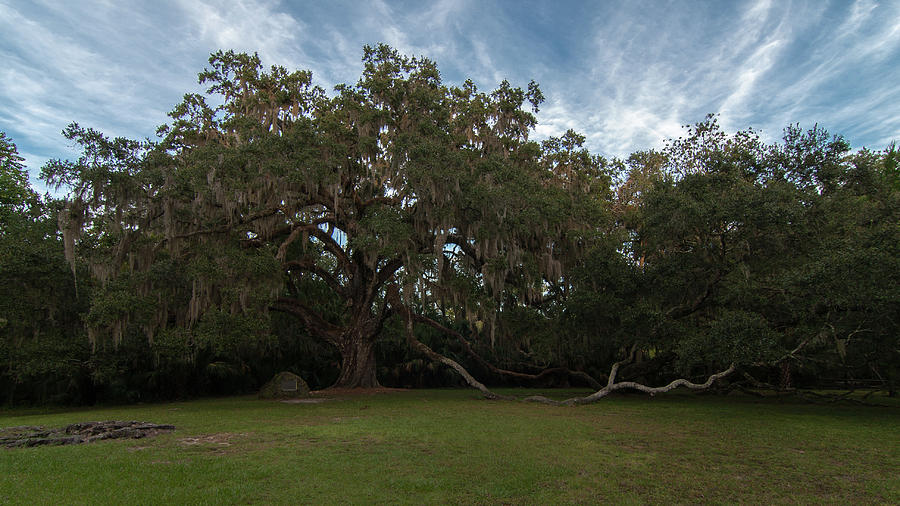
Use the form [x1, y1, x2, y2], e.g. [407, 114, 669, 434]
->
[258, 371, 311, 399]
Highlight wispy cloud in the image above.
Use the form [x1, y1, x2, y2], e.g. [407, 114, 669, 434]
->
[1, 0, 898, 190]
[174, 0, 307, 66]
[0, 0, 202, 189]
[717, 37, 785, 126]
[749, 0, 900, 147]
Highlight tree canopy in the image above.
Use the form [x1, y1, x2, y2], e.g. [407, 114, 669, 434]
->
[1, 45, 893, 405]
[42, 45, 605, 390]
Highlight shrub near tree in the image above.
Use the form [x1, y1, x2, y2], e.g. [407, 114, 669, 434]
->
[0, 133, 93, 404]
[575, 117, 900, 396]
[774, 140, 900, 394]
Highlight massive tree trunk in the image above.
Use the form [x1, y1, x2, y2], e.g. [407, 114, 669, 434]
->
[333, 329, 380, 388]
[271, 296, 384, 389]
[328, 272, 390, 389]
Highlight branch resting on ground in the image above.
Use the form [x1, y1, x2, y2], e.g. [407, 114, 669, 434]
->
[388, 286, 733, 405]
[524, 346, 736, 406]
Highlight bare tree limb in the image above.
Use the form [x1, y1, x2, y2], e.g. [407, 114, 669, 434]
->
[271, 297, 342, 345]
[387, 286, 512, 400]
[524, 351, 736, 406]
[410, 312, 603, 389]
[307, 226, 353, 274]
[284, 259, 347, 298]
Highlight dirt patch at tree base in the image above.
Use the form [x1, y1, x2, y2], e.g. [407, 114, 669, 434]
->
[310, 387, 410, 397]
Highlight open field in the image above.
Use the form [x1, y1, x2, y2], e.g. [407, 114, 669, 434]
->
[1, 389, 898, 504]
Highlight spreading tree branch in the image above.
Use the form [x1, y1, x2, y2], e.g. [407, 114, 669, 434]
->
[307, 226, 353, 274]
[284, 259, 347, 299]
[270, 297, 342, 345]
[524, 346, 735, 406]
[410, 312, 603, 389]
[375, 257, 405, 289]
[166, 207, 283, 242]
[275, 217, 334, 256]
[387, 285, 511, 400]
[665, 270, 723, 319]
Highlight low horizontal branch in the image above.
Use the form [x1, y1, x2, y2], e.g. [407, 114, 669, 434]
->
[524, 362, 736, 406]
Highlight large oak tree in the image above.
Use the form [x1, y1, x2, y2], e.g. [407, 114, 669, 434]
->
[44, 46, 604, 389]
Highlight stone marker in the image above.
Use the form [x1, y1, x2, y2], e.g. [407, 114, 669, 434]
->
[258, 371, 311, 399]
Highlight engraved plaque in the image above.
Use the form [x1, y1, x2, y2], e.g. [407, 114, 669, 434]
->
[280, 378, 298, 391]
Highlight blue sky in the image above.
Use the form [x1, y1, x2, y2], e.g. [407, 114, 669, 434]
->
[2, 0, 899, 190]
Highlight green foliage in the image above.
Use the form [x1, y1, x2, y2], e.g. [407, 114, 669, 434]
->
[675, 310, 779, 372]
[41, 45, 604, 389]
[0, 131, 335, 404]
[587, 117, 899, 389]
[3, 47, 896, 401]
[0, 131, 36, 218]
[0, 133, 94, 404]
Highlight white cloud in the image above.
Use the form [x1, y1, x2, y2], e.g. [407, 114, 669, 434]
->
[172, 0, 313, 74]
[837, 0, 878, 40]
[534, 98, 581, 140]
[718, 38, 784, 126]
[1, 0, 897, 181]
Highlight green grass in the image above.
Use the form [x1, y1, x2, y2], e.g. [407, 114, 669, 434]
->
[1, 389, 898, 504]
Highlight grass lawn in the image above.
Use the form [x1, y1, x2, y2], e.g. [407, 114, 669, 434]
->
[1, 389, 898, 504]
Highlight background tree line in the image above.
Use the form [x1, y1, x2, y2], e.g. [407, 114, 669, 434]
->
[1, 47, 897, 404]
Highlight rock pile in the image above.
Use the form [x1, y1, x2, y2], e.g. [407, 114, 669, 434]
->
[0, 421, 175, 448]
